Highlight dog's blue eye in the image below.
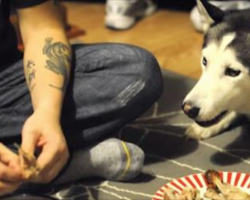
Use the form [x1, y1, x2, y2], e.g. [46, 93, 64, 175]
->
[202, 57, 207, 66]
[225, 67, 241, 77]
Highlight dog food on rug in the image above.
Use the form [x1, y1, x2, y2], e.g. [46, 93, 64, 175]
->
[164, 169, 250, 200]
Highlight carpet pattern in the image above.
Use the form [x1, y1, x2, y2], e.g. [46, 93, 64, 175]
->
[50, 70, 250, 200]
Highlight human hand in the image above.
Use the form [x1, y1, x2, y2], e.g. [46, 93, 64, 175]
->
[0, 143, 23, 196]
[21, 108, 69, 183]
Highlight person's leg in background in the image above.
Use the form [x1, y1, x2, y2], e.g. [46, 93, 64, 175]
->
[105, 0, 157, 30]
[190, 0, 250, 32]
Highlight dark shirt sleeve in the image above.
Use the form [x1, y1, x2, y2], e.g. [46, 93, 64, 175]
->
[12, 0, 50, 9]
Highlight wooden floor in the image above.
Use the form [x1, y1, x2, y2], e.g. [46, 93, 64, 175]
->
[63, 1, 203, 79]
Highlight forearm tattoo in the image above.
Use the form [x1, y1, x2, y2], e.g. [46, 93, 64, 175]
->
[43, 37, 71, 91]
[26, 59, 36, 91]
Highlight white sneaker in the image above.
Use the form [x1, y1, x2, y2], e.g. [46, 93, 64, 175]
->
[190, 0, 250, 32]
[105, 0, 157, 30]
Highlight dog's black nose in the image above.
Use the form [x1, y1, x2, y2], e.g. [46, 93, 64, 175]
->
[182, 102, 200, 119]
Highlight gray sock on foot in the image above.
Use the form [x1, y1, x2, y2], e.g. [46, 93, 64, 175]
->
[54, 138, 145, 184]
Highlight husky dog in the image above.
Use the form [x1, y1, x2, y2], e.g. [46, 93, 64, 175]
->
[182, 0, 250, 140]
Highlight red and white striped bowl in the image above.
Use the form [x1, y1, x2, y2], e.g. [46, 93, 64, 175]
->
[153, 171, 250, 200]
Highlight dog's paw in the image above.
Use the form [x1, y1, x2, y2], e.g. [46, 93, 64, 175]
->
[185, 123, 220, 140]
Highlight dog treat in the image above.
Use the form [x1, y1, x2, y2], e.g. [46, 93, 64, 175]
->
[163, 169, 250, 200]
[204, 170, 250, 200]
[14, 143, 40, 180]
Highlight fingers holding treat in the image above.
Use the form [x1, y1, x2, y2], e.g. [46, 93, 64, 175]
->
[18, 146, 40, 181]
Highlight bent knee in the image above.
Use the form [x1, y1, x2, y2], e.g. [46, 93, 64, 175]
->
[128, 45, 164, 101]
[73, 43, 163, 100]
[114, 45, 164, 107]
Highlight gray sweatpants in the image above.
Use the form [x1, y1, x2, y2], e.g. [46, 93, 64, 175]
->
[0, 43, 163, 149]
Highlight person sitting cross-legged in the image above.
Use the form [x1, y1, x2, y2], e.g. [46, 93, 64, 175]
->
[0, 0, 163, 197]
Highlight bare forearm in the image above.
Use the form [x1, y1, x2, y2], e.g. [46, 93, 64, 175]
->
[17, 1, 72, 117]
[23, 34, 71, 117]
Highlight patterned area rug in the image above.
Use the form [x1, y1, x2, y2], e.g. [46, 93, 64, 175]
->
[44, 70, 250, 200]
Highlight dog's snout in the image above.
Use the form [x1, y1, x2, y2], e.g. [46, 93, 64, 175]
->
[182, 102, 200, 119]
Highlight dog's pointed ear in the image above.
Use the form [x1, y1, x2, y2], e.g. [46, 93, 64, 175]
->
[196, 0, 225, 32]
